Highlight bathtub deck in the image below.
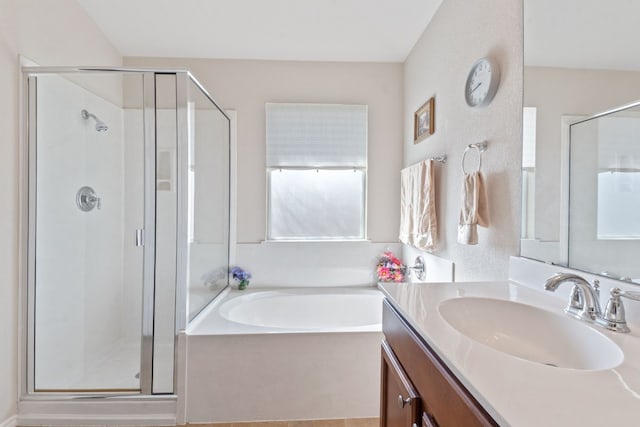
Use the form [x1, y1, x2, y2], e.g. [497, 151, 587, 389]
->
[186, 286, 383, 335]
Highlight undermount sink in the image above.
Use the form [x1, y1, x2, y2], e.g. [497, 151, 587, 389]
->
[438, 297, 623, 371]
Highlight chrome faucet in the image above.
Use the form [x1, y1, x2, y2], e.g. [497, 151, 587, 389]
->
[596, 288, 640, 333]
[544, 273, 602, 322]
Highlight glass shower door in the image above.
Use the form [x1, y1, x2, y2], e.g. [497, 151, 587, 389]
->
[31, 72, 148, 392]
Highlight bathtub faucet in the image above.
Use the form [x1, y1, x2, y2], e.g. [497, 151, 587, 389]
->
[406, 256, 426, 281]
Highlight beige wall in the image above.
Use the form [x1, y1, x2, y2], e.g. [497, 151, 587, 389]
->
[0, 0, 121, 422]
[403, 0, 524, 281]
[124, 57, 404, 243]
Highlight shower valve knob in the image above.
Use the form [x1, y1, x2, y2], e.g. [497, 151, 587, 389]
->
[76, 186, 101, 212]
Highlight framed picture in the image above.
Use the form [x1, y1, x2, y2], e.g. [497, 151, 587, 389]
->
[414, 97, 435, 144]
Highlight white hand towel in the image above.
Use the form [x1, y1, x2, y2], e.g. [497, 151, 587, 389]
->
[457, 171, 489, 245]
[399, 160, 438, 251]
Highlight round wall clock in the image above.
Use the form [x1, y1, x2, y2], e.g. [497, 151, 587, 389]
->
[465, 57, 500, 108]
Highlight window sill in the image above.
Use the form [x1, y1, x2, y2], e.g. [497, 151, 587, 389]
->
[261, 239, 372, 244]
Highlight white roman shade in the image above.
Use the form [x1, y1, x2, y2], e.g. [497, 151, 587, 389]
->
[266, 103, 368, 168]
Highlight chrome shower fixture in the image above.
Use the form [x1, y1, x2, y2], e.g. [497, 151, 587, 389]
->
[81, 109, 108, 132]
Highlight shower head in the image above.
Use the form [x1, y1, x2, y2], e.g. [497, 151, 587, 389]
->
[81, 109, 108, 132]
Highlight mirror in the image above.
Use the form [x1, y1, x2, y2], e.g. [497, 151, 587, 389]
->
[569, 104, 640, 283]
[521, 0, 640, 281]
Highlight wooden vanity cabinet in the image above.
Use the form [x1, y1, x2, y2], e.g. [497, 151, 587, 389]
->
[381, 300, 498, 427]
[381, 341, 420, 427]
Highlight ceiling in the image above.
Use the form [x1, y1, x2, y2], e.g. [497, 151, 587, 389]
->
[76, 0, 443, 62]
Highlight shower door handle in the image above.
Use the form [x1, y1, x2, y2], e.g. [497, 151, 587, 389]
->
[136, 229, 145, 247]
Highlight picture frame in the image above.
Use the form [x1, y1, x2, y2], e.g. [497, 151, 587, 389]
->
[414, 97, 435, 144]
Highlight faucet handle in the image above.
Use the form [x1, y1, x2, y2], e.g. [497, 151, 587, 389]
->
[596, 288, 640, 333]
[618, 288, 640, 302]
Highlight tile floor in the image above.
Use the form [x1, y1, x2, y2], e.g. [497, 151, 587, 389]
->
[181, 418, 379, 427]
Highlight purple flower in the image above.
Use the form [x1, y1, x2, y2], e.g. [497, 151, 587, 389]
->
[230, 266, 251, 282]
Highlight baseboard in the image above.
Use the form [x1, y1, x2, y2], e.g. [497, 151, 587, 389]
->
[18, 413, 175, 426]
[18, 398, 176, 426]
[0, 415, 18, 427]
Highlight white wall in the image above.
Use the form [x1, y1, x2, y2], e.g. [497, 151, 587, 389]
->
[0, 0, 121, 421]
[402, 0, 524, 281]
[124, 57, 404, 285]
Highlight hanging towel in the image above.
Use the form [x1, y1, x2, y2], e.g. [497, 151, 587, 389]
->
[457, 171, 489, 245]
[399, 160, 438, 251]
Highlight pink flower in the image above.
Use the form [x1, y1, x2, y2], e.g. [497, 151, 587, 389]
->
[383, 251, 403, 266]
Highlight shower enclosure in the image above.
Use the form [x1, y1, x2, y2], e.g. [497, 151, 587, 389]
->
[22, 67, 230, 396]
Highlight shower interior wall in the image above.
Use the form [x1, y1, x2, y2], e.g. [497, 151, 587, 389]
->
[34, 74, 143, 389]
[33, 73, 183, 391]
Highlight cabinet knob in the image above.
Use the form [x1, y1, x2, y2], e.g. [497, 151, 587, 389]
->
[397, 394, 411, 408]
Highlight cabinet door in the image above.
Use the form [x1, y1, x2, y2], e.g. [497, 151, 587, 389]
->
[381, 341, 420, 427]
[382, 300, 497, 427]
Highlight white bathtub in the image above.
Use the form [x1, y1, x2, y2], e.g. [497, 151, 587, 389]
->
[189, 287, 383, 334]
[184, 286, 384, 423]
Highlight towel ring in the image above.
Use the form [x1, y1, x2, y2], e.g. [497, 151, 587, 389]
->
[461, 141, 487, 174]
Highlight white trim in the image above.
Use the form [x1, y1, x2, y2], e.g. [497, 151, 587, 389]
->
[17, 415, 175, 427]
[175, 333, 188, 426]
[261, 239, 372, 244]
[0, 415, 18, 427]
[17, 398, 176, 426]
[228, 110, 238, 266]
[559, 115, 586, 265]
[18, 56, 37, 399]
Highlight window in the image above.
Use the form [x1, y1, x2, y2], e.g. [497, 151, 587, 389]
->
[521, 107, 537, 239]
[266, 103, 367, 240]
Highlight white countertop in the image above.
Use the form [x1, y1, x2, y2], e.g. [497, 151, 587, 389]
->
[378, 281, 640, 427]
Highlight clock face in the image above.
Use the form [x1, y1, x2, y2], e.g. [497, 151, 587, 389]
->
[465, 58, 500, 108]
